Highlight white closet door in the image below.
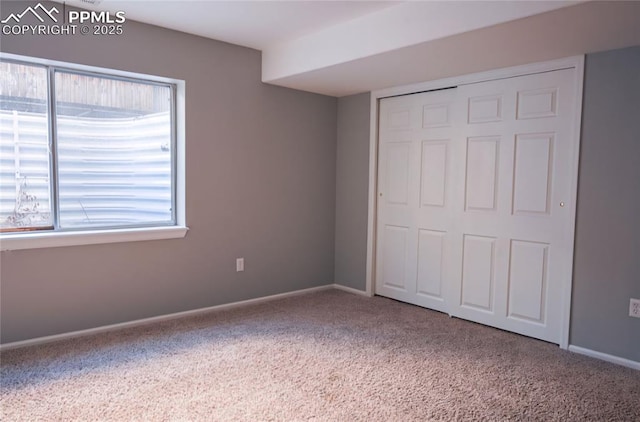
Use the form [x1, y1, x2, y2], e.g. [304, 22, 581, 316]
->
[449, 69, 577, 343]
[376, 88, 458, 313]
[376, 68, 578, 344]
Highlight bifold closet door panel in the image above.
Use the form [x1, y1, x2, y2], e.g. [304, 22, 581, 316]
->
[376, 88, 458, 313]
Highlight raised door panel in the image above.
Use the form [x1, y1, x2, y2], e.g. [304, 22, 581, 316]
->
[416, 230, 446, 299]
[507, 240, 549, 323]
[420, 140, 448, 208]
[465, 136, 500, 212]
[380, 225, 410, 291]
[513, 133, 554, 215]
[517, 88, 558, 120]
[422, 103, 451, 128]
[388, 108, 412, 130]
[385, 143, 411, 206]
[461, 235, 496, 312]
[468, 95, 503, 124]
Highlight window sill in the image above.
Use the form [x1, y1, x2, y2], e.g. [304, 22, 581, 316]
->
[0, 226, 189, 251]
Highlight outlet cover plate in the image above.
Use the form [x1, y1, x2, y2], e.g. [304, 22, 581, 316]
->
[630, 298, 640, 318]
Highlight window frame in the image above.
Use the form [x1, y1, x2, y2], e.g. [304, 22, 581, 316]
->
[0, 53, 187, 251]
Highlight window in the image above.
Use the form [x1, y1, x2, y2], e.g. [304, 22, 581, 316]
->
[0, 54, 186, 250]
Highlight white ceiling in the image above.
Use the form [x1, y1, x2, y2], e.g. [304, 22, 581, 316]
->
[65, 0, 397, 49]
[62, 1, 640, 97]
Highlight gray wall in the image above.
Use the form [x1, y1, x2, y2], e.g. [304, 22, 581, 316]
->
[571, 46, 640, 362]
[0, 2, 337, 344]
[334, 93, 370, 291]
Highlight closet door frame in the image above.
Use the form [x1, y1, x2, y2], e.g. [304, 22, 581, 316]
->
[365, 56, 585, 350]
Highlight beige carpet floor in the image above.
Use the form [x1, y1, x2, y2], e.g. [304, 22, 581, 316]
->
[1, 289, 639, 421]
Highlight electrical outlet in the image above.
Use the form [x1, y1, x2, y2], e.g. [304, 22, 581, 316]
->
[236, 258, 244, 272]
[630, 298, 640, 318]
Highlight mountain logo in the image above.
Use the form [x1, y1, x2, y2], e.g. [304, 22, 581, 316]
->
[1, 3, 59, 24]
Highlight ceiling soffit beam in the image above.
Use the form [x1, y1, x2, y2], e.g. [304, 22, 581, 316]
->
[261, 1, 582, 83]
[264, 1, 640, 97]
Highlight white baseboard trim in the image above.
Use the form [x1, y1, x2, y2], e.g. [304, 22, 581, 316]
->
[568, 345, 640, 370]
[0, 284, 334, 352]
[332, 283, 371, 297]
